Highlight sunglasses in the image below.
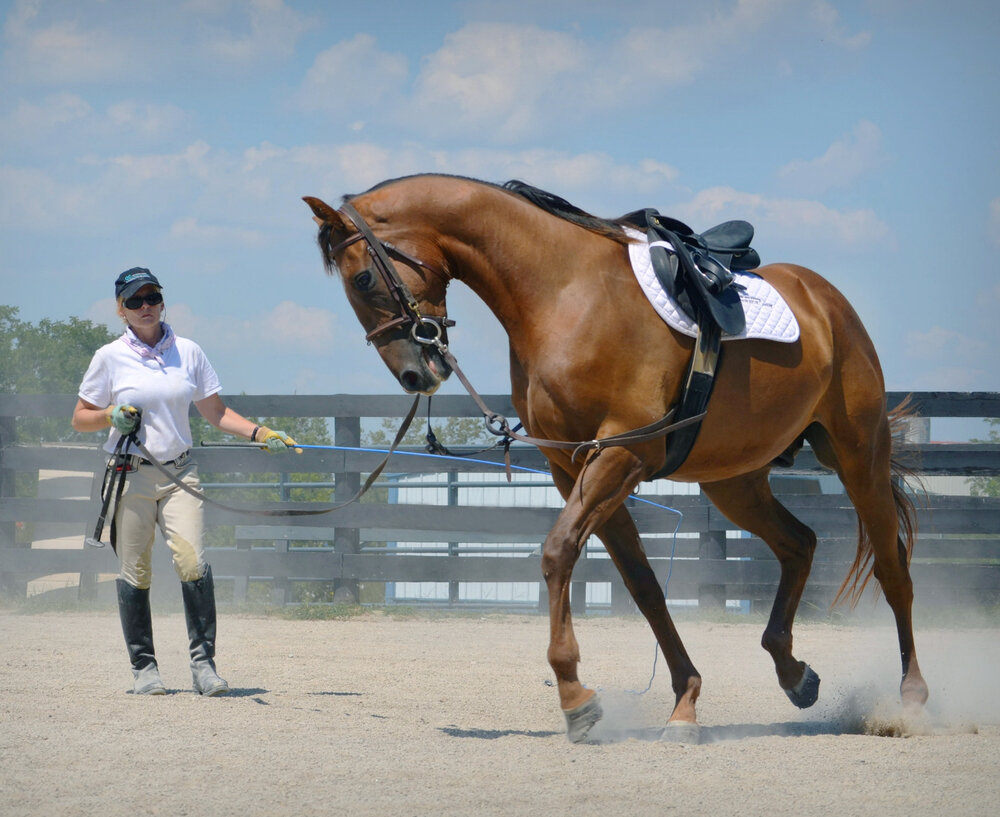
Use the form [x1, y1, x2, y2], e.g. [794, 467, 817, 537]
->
[123, 292, 163, 310]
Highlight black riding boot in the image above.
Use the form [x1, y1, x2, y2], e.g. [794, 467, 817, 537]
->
[116, 579, 166, 695]
[181, 564, 229, 696]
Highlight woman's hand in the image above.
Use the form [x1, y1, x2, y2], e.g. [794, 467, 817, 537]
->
[255, 426, 300, 453]
[110, 404, 142, 434]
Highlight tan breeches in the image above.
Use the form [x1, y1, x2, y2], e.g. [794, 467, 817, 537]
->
[112, 460, 206, 589]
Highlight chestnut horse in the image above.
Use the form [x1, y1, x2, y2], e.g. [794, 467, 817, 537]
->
[304, 174, 927, 742]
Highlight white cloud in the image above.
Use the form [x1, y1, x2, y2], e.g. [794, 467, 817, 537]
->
[904, 326, 978, 362]
[3, 92, 92, 131]
[778, 121, 886, 194]
[169, 217, 264, 246]
[410, 23, 583, 142]
[177, 301, 338, 353]
[106, 101, 190, 138]
[203, 0, 312, 63]
[0, 94, 189, 152]
[1, 2, 132, 84]
[273, 142, 682, 208]
[2, 0, 311, 86]
[259, 300, 337, 350]
[294, 33, 407, 112]
[680, 186, 891, 248]
[0, 164, 98, 229]
[810, 0, 872, 50]
[901, 326, 993, 389]
[386, 5, 872, 141]
[85, 141, 213, 185]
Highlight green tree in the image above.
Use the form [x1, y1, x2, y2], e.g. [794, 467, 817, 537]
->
[0, 305, 116, 443]
[193, 413, 336, 560]
[192, 413, 334, 504]
[363, 414, 499, 449]
[969, 418, 1000, 497]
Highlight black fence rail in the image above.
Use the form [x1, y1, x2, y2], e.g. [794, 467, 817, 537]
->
[1, 392, 999, 613]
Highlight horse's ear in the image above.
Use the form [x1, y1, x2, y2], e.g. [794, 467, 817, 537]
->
[302, 196, 344, 228]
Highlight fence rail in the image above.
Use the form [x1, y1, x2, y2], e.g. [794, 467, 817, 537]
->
[2, 392, 998, 613]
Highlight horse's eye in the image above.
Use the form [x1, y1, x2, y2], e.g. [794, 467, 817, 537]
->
[353, 270, 376, 292]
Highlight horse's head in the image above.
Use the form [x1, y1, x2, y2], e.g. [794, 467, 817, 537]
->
[303, 194, 453, 395]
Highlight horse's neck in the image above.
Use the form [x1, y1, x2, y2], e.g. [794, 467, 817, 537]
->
[442, 201, 587, 335]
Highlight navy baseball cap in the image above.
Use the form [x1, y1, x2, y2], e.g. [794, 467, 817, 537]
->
[115, 267, 161, 300]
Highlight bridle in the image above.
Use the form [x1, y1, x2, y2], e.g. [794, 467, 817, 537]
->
[329, 201, 455, 344]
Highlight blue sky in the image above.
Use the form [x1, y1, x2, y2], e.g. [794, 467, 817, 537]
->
[2, 0, 998, 437]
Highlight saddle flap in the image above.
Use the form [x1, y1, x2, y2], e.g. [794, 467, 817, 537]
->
[692, 279, 746, 336]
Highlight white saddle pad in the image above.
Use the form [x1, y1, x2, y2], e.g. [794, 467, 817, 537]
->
[626, 229, 800, 343]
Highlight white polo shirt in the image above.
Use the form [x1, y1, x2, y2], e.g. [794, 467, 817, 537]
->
[79, 329, 222, 462]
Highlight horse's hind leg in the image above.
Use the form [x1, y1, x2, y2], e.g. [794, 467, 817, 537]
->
[808, 418, 928, 708]
[701, 469, 822, 707]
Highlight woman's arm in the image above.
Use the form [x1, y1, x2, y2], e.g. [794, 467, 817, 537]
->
[72, 398, 112, 432]
[194, 393, 259, 440]
[195, 394, 299, 452]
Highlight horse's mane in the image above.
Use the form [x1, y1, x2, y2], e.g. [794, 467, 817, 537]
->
[343, 174, 630, 245]
[501, 180, 630, 244]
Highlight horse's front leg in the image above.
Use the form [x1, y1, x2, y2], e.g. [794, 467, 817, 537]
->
[542, 449, 645, 742]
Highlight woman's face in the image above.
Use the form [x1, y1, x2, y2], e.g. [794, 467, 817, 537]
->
[119, 284, 164, 332]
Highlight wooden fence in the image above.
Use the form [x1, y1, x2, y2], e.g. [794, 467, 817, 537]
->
[1, 392, 999, 614]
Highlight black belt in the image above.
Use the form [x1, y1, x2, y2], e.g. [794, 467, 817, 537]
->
[126, 449, 192, 469]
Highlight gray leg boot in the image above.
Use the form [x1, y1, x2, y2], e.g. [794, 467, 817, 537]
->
[116, 579, 166, 695]
[181, 564, 229, 696]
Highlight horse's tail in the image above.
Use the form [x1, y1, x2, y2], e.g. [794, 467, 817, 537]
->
[833, 396, 923, 608]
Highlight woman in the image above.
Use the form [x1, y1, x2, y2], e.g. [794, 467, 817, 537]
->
[72, 267, 297, 696]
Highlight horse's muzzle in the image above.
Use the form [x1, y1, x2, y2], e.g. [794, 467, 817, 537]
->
[399, 347, 451, 395]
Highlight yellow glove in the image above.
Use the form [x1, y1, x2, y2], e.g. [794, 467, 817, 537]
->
[110, 404, 142, 434]
[255, 425, 300, 454]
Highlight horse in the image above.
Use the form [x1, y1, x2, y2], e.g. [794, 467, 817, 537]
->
[303, 173, 928, 743]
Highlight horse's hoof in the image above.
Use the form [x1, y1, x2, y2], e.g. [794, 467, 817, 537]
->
[784, 663, 820, 709]
[564, 694, 603, 743]
[661, 720, 701, 744]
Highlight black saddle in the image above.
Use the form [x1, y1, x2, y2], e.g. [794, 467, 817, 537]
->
[624, 209, 760, 336]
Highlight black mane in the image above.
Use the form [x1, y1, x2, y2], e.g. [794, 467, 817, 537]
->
[502, 180, 629, 243]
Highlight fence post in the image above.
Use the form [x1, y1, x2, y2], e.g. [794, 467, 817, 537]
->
[698, 525, 727, 612]
[333, 414, 361, 603]
[447, 470, 459, 605]
[0, 416, 27, 599]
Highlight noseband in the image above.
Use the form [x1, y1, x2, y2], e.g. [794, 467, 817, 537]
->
[330, 202, 455, 343]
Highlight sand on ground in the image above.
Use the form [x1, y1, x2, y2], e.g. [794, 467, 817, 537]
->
[1, 609, 997, 817]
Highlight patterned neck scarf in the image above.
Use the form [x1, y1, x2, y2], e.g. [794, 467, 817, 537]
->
[120, 322, 176, 365]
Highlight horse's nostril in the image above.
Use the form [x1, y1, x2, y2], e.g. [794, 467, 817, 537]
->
[400, 370, 422, 392]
